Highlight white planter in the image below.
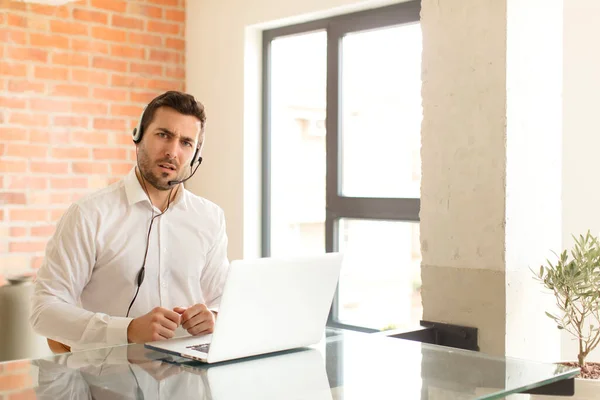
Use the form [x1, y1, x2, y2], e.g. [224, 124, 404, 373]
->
[529, 377, 600, 400]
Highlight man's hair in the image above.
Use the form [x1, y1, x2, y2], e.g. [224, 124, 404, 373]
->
[140, 91, 206, 140]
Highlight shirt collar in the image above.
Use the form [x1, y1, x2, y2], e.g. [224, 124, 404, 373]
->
[124, 166, 189, 211]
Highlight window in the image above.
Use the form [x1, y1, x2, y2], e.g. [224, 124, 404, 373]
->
[262, 2, 422, 332]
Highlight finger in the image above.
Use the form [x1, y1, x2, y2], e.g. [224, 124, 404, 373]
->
[159, 315, 178, 332]
[161, 308, 182, 326]
[182, 310, 210, 331]
[182, 304, 207, 323]
[188, 320, 214, 336]
[173, 306, 187, 315]
[157, 324, 176, 339]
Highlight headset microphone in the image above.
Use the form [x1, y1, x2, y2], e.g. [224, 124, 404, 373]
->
[168, 155, 202, 186]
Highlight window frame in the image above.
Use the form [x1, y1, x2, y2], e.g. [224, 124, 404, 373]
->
[261, 1, 422, 333]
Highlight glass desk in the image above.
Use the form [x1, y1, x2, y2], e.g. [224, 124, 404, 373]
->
[0, 328, 579, 399]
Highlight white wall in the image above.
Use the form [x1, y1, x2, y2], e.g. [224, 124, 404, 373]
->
[185, 0, 401, 261]
[561, 0, 600, 362]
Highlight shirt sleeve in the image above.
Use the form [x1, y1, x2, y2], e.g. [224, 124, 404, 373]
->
[200, 207, 230, 312]
[30, 203, 133, 351]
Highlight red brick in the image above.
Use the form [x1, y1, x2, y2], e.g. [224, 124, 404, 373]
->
[0, 161, 27, 173]
[4, 360, 30, 372]
[9, 387, 37, 400]
[112, 74, 148, 88]
[28, 130, 48, 143]
[10, 227, 28, 237]
[130, 91, 160, 104]
[72, 8, 108, 24]
[111, 162, 135, 175]
[115, 132, 134, 145]
[92, 56, 127, 72]
[50, 20, 88, 36]
[0, 62, 28, 77]
[165, 9, 185, 22]
[30, 33, 70, 49]
[31, 225, 56, 237]
[147, 0, 179, 6]
[7, 46, 49, 62]
[8, 81, 46, 94]
[148, 79, 180, 91]
[31, 256, 45, 269]
[112, 15, 144, 30]
[10, 241, 47, 252]
[9, 112, 49, 127]
[51, 192, 72, 204]
[73, 162, 109, 174]
[9, 209, 48, 222]
[71, 38, 110, 55]
[111, 104, 144, 118]
[128, 149, 137, 161]
[166, 38, 185, 51]
[93, 148, 127, 160]
[5, 144, 47, 158]
[127, 3, 163, 19]
[71, 101, 109, 115]
[91, 26, 126, 42]
[30, 162, 69, 174]
[93, 87, 128, 102]
[51, 147, 90, 159]
[131, 62, 163, 76]
[53, 116, 89, 128]
[51, 209, 67, 222]
[0, 372, 32, 391]
[128, 32, 162, 47]
[111, 44, 145, 59]
[93, 118, 127, 131]
[29, 4, 70, 18]
[34, 66, 69, 80]
[29, 98, 71, 112]
[90, 0, 127, 13]
[0, 96, 27, 108]
[71, 131, 109, 145]
[0, 210, 3, 222]
[166, 66, 185, 80]
[7, 14, 27, 28]
[52, 84, 89, 98]
[148, 21, 180, 35]
[53, 52, 89, 67]
[51, 177, 89, 189]
[71, 69, 110, 85]
[7, 177, 48, 190]
[0, 28, 27, 45]
[0, 193, 27, 205]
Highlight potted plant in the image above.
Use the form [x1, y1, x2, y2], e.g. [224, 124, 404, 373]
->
[533, 231, 600, 397]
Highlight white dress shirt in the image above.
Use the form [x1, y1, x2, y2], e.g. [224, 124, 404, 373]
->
[30, 167, 230, 352]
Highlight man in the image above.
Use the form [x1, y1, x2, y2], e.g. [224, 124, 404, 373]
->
[30, 91, 230, 353]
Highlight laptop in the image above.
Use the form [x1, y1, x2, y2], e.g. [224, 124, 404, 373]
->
[145, 252, 343, 364]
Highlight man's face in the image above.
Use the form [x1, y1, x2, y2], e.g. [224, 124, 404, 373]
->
[137, 107, 203, 191]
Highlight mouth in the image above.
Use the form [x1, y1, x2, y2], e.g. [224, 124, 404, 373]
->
[158, 163, 177, 173]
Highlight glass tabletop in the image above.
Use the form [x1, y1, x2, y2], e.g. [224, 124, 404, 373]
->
[0, 328, 579, 400]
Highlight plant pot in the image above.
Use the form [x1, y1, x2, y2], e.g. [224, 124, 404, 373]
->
[530, 377, 600, 399]
[529, 362, 600, 400]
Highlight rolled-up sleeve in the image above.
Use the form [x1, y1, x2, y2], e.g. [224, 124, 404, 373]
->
[200, 207, 230, 312]
[30, 203, 132, 350]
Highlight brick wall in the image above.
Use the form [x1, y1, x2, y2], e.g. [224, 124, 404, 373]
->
[0, 360, 34, 400]
[0, 0, 186, 285]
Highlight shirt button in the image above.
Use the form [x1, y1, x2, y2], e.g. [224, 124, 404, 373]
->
[161, 281, 167, 287]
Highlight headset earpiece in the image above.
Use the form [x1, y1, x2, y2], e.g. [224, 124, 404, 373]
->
[191, 148, 203, 167]
[132, 106, 147, 144]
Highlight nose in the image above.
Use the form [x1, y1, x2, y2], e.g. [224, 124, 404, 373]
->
[164, 140, 178, 161]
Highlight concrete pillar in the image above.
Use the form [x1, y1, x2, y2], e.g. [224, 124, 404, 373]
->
[420, 0, 562, 361]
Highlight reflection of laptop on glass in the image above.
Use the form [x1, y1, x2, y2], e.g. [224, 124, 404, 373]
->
[145, 253, 343, 364]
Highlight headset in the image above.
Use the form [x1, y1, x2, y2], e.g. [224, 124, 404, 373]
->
[125, 105, 204, 317]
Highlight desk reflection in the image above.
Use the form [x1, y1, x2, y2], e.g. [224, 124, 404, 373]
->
[32, 345, 332, 400]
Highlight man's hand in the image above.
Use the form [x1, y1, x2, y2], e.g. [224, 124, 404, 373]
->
[127, 307, 181, 343]
[173, 304, 215, 336]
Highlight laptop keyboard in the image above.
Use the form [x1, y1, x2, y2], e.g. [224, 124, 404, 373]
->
[186, 343, 210, 353]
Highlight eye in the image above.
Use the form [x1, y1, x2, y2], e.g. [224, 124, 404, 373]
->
[158, 132, 168, 138]
[183, 141, 193, 147]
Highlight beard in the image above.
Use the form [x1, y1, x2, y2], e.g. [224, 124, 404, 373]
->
[137, 144, 187, 191]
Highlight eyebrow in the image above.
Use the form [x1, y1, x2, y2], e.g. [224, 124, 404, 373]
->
[157, 127, 195, 144]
